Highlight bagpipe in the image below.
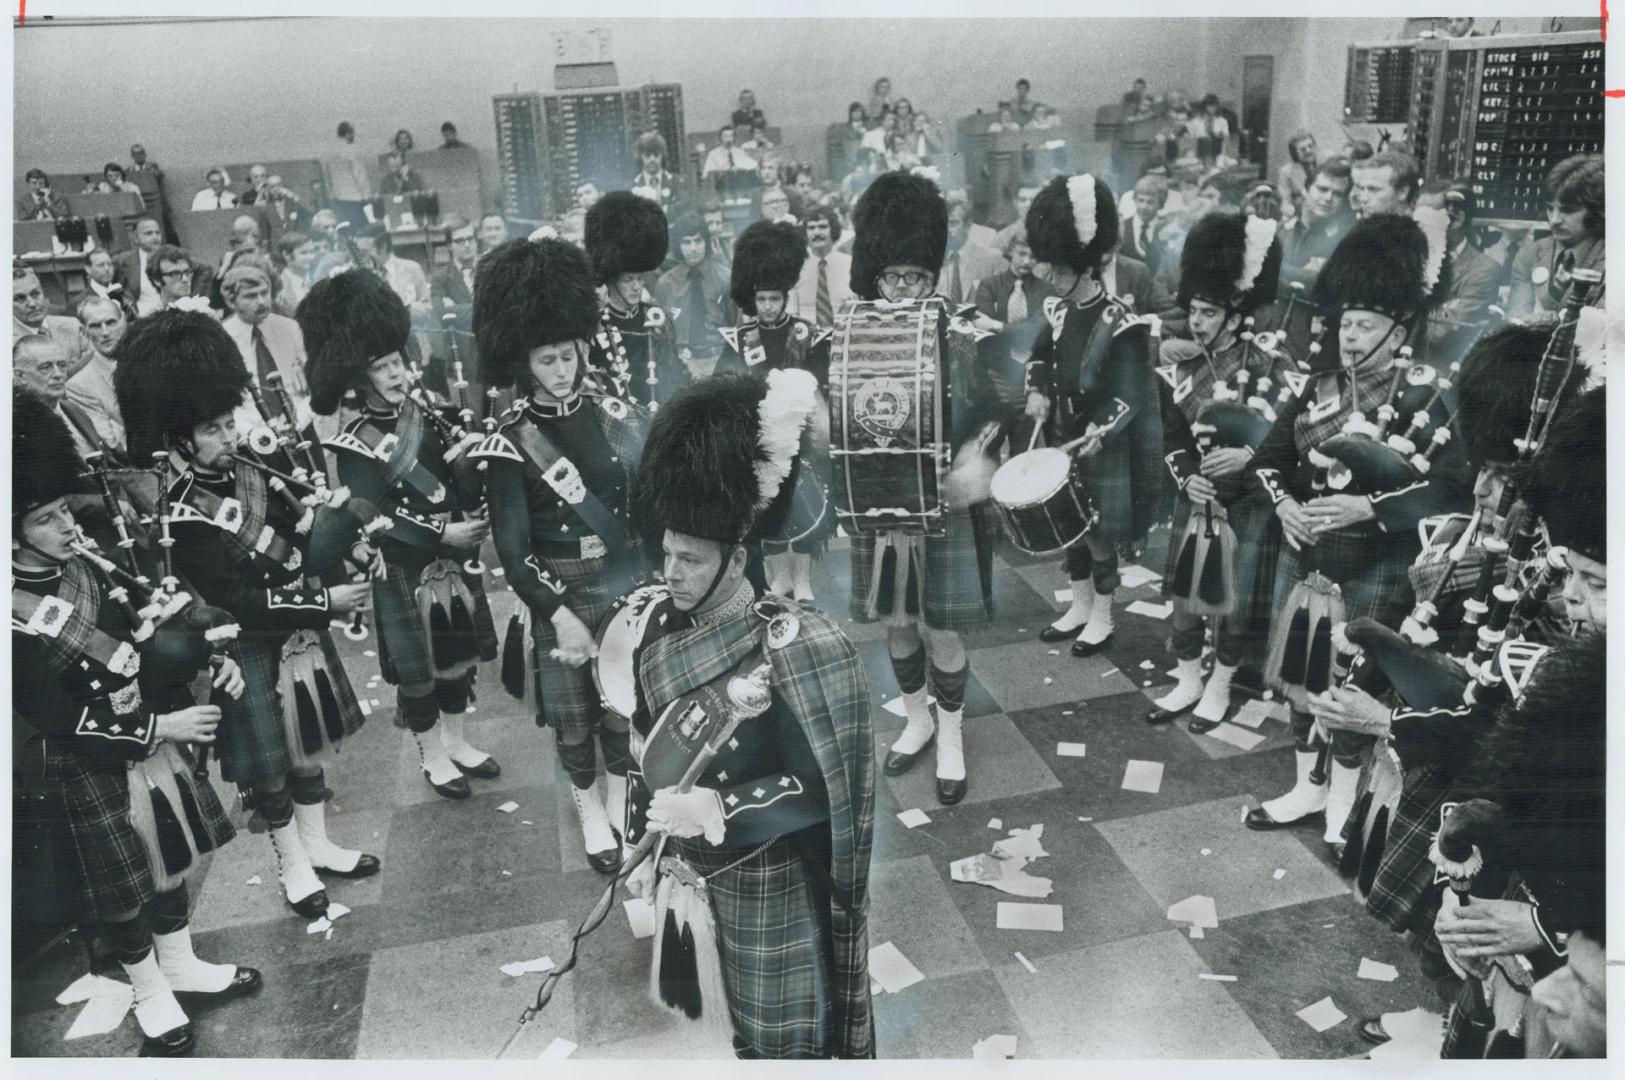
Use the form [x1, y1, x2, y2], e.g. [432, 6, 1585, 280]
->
[1168, 320, 1306, 618]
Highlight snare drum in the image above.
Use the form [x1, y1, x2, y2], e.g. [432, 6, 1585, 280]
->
[830, 298, 948, 535]
[592, 584, 672, 722]
[989, 448, 1098, 556]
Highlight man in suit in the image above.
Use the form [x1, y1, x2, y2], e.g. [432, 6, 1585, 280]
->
[143, 245, 214, 312]
[431, 215, 479, 332]
[81, 248, 136, 321]
[12, 268, 89, 375]
[1279, 157, 1354, 291]
[16, 169, 69, 221]
[126, 144, 169, 235]
[66, 294, 129, 453]
[357, 223, 430, 323]
[789, 206, 853, 328]
[114, 217, 166, 316]
[1119, 173, 1169, 274]
[994, 183, 1042, 252]
[1508, 153, 1604, 319]
[260, 175, 309, 242]
[191, 168, 239, 211]
[217, 258, 315, 436]
[1102, 248, 1185, 336]
[239, 164, 271, 206]
[377, 151, 426, 199]
[629, 131, 683, 214]
[938, 190, 1004, 305]
[973, 225, 1055, 402]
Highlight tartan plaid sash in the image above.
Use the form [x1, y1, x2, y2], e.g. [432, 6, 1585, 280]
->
[1294, 354, 1401, 452]
[166, 463, 297, 569]
[348, 401, 446, 502]
[509, 418, 634, 554]
[12, 559, 137, 678]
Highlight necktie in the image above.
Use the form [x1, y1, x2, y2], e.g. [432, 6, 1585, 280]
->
[815, 258, 833, 328]
[685, 268, 709, 350]
[462, 265, 475, 294]
[252, 326, 285, 419]
[1007, 279, 1028, 324]
[947, 255, 961, 302]
[1138, 221, 1148, 254]
[1551, 248, 1577, 305]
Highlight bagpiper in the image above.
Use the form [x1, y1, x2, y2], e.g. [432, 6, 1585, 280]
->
[299, 268, 504, 800]
[584, 190, 684, 408]
[114, 311, 379, 921]
[12, 393, 259, 1057]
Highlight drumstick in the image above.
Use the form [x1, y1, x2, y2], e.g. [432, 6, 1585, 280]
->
[1058, 426, 1101, 455]
[1026, 422, 1042, 453]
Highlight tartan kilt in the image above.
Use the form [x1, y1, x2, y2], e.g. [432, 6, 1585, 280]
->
[1269, 527, 1417, 632]
[373, 559, 497, 693]
[1364, 762, 1449, 933]
[218, 635, 293, 786]
[532, 553, 641, 740]
[673, 835, 833, 1059]
[218, 631, 365, 786]
[1161, 489, 1282, 636]
[42, 744, 153, 924]
[847, 507, 982, 631]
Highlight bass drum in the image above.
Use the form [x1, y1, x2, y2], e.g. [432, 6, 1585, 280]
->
[829, 298, 948, 535]
[592, 584, 672, 722]
[989, 448, 1098, 556]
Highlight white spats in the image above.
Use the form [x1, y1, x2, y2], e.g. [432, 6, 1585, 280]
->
[121, 952, 187, 1038]
[935, 708, 965, 783]
[153, 925, 237, 994]
[570, 783, 617, 857]
[1323, 760, 1362, 844]
[1076, 589, 1115, 646]
[1049, 577, 1095, 634]
[1259, 749, 1328, 825]
[293, 800, 365, 875]
[1153, 658, 1204, 712]
[1192, 662, 1237, 723]
[269, 821, 324, 907]
[438, 712, 492, 769]
[891, 687, 936, 756]
[415, 730, 462, 786]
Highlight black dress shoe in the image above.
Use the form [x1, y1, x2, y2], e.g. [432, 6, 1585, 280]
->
[1070, 633, 1114, 658]
[139, 1023, 195, 1057]
[289, 888, 330, 920]
[1243, 805, 1323, 831]
[883, 730, 935, 777]
[175, 967, 264, 1002]
[586, 847, 621, 875]
[1187, 709, 1229, 735]
[426, 772, 472, 800]
[936, 777, 967, 805]
[1038, 622, 1083, 643]
[454, 756, 502, 780]
[317, 853, 382, 879]
[1144, 702, 1194, 725]
[1357, 1018, 1391, 1045]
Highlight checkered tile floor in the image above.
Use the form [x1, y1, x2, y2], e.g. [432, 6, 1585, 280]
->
[13, 530, 1442, 1059]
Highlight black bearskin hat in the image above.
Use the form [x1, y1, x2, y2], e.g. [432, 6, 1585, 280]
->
[585, 190, 669, 286]
[1177, 210, 1283, 315]
[849, 171, 947, 301]
[1519, 386, 1605, 563]
[630, 369, 819, 545]
[473, 238, 600, 390]
[1025, 173, 1119, 275]
[13, 390, 85, 518]
[297, 269, 411, 416]
[1455, 322, 1552, 467]
[1312, 210, 1448, 323]
[730, 220, 808, 316]
[114, 309, 251, 460]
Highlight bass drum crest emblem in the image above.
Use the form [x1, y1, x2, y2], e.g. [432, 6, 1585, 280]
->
[853, 376, 912, 447]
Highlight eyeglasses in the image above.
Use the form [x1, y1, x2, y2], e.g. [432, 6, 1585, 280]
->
[879, 270, 930, 288]
[161, 268, 194, 280]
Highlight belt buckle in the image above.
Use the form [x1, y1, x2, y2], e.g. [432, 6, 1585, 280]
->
[580, 534, 608, 560]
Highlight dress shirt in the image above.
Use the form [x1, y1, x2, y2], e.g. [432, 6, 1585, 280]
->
[65, 352, 126, 452]
[384, 255, 432, 316]
[221, 312, 313, 435]
[191, 188, 238, 211]
[790, 249, 853, 324]
[702, 145, 757, 177]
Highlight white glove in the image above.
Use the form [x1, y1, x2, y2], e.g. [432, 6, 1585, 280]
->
[647, 786, 726, 846]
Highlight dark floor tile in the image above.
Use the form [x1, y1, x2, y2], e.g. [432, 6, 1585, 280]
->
[873, 968, 1030, 1060]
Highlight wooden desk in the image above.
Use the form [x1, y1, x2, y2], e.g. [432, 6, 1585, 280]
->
[62, 192, 146, 253]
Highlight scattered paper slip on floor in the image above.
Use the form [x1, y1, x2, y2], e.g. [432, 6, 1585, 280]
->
[1358, 958, 1400, 982]
[1273, 868, 1287, 881]
[1053, 589, 1073, 605]
[1200, 848, 1212, 856]
[1204, 724, 1267, 751]
[1056, 742, 1087, 758]
[971, 1034, 1019, 1061]
[1138, 659, 1156, 670]
[897, 808, 932, 829]
[327, 902, 351, 921]
[1125, 600, 1172, 620]
[500, 956, 555, 977]
[358, 699, 372, 716]
[1166, 894, 1219, 929]
[624, 897, 657, 940]
[868, 941, 926, 994]
[362, 649, 377, 658]
[64, 992, 133, 1040]
[1014, 952, 1037, 974]
[1197, 973, 1238, 982]
[245, 874, 262, 886]
[538, 1037, 577, 1060]
[1119, 564, 1161, 589]
[1296, 996, 1348, 1032]
[987, 818, 1003, 830]
[1121, 760, 1164, 794]
[1230, 698, 1280, 729]
[56, 973, 129, 1006]
[307, 917, 332, 935]
[996, 902, 1064, 932]
[497, 801, 519, 814]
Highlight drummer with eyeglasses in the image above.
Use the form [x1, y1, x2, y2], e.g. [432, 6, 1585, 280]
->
[844, 172, 985, 806]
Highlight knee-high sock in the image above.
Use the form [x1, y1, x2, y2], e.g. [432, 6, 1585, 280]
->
[931, 662, 969, 782]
